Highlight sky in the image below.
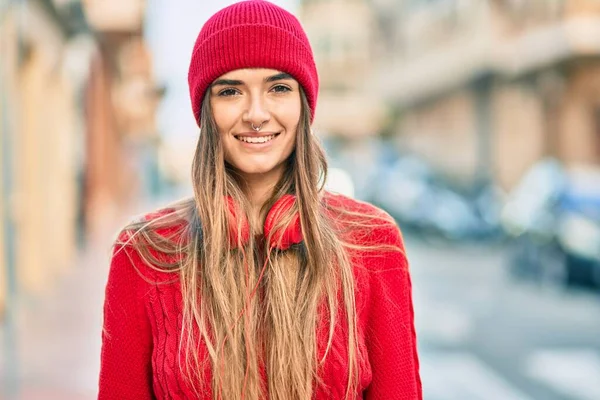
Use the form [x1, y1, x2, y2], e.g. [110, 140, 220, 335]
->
[145, 0, 299, 145]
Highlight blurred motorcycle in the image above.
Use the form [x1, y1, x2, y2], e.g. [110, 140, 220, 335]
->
[502, 159, 600, 288]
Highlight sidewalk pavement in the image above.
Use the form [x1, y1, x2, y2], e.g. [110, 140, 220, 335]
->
[0, 192, 187, 400]
[0, 224, 116, 400]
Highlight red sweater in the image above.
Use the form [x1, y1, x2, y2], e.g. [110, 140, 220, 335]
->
[99, 192, 422, 399]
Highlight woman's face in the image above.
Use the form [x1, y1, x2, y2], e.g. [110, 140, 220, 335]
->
[209, 68, 301, 182]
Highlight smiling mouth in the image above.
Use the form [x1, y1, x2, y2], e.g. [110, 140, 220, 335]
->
[235, 133, 280, 144]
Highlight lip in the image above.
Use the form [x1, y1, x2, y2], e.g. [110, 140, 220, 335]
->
[235, 131, 278, 138]
[234, 132, 281, 149]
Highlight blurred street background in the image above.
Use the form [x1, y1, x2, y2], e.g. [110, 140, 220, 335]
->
[2, 0, 600, 399]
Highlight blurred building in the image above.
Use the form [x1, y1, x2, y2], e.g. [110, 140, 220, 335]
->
[0, 0, 161, 315]
[376, 0, 600, 190]
[0, 0, 89, 309]
[83, 0, 164, 236]
[300, 0, 387, 137]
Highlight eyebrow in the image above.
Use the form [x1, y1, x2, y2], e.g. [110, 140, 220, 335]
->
[211, 72, 294, 87]
[265, 72, 294, 82]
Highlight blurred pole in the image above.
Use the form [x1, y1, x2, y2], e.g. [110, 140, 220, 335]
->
[1, 81, 19, 400]
[537, 70, 565, 158]
[1, 0, 21, 398]
[473, 74, 493, 187]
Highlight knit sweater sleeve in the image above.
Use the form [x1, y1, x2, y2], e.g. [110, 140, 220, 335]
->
[364, 224, 422, 400]
[99, 239, 155, 399]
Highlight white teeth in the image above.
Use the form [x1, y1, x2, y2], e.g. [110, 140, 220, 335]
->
[237, 134, 276, 144]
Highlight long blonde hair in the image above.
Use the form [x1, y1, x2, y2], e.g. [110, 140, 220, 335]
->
[117, 88, 399, 399]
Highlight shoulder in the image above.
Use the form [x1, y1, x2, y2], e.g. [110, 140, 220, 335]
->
[131, 205, 187, 235]
[115, 203, 190, 244]
[322, 190, 389, 217]
[110, 203, 190, 282]
[322, 190, 404, 248]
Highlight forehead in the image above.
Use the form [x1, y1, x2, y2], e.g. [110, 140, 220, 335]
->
[214, 68, 296, 82]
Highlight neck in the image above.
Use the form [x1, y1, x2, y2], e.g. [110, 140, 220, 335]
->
[238, 171, 282, 232]
[248, 182, 275, 212]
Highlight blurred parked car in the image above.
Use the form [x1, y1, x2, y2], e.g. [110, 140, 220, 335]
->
[373, 154, 505, 242]
[502, 159, 600, 288]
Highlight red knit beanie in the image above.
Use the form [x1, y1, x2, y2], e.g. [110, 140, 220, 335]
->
[188, 0, 319, 126]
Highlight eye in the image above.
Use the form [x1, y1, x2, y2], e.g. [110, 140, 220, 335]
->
[271, 84, 292, 93]
[218, 88, 240, 97]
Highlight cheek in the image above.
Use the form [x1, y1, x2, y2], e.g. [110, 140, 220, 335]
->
[211, 102, 238, 133]
[277, 99, 302, 129]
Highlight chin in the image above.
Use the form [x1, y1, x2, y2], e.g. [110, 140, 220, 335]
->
[234, 162, 277, 176]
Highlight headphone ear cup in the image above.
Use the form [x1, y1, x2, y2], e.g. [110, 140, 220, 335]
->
[225, 196, 250, 249]
[264, 194, 303, 250]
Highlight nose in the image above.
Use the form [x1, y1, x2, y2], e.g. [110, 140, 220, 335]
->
[243, 92, 270, 129]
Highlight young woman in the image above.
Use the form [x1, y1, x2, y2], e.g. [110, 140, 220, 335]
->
[98, 1, 422, 399]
